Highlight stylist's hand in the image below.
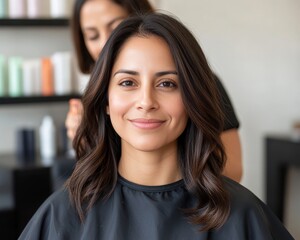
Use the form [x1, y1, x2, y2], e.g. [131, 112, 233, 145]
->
[65, 99, 83, 140]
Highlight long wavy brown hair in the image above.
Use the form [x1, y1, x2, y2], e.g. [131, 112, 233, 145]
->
[66, 13, 230, 231]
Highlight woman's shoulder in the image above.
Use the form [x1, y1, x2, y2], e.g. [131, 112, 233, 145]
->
[34, 188, 75, 218]
[19, 188, 81, 239]
[223, 177, 275, 218]
[44, 187, 71, 206]
[218, 177, 294, 239]
[223, 177, 260, 203]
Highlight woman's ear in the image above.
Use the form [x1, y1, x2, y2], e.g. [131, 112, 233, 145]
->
[106, 106, 110, 115]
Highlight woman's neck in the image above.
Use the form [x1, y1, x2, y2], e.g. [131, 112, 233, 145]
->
[118, 143, 182, 186]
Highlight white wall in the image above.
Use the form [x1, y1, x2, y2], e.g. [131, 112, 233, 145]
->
[157, 0, 300, 237]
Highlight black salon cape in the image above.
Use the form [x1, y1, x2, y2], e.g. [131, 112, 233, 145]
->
[18, 177, 293, 240]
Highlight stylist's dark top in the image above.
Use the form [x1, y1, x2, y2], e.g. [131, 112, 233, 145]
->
[214, 75, 239, 131]
[19, 176, 293, 240]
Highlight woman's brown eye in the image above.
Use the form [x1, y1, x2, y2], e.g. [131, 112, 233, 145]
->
[120, 80, 135, 87]
[159, 81, 177, 88]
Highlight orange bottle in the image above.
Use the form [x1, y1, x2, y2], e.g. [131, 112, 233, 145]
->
[41, 58, 54, 96]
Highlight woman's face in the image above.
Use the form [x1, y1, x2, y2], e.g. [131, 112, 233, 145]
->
[108, 35, 188, 154]
[80, 0, 129, 60]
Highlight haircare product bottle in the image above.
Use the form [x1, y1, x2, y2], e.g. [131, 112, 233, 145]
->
[16, 128, 36, 165]
[23, 59, 41, 95]
[52, 52, 72, 95]
[8, 0, 26, 18]
[0, 55, 7, 96]
[32, 59, 41, 95]
[23, 60, 37, 96]
[39, 115, 56, 165]
[27, 0, 43, 18]
[41, 58, 54, 96]
[8, 56, 23, 96]
[0, 0, 8, 18]
[50, 0, 69, 18]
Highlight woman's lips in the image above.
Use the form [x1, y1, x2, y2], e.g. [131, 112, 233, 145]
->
[129, 118, 165, 129]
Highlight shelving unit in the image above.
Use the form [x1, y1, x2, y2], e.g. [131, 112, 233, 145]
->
[0, 17, 76, 237]
[0, 154, 53, 236]
[0, 94, 81, 105]
[0, 18, 78, 105]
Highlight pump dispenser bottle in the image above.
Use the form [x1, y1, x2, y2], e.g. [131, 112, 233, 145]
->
[39, 115, 56, 165]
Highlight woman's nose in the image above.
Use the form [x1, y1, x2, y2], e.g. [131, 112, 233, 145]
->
[96, 35, 109, 57]
[99, 38, 106, 53]
[136, 86, 159, 111]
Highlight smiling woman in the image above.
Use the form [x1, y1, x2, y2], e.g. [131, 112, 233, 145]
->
[108, 35, 188, 184]
[19, 13, 293, 240]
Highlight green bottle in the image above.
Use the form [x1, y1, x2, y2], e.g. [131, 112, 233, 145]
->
[8, 57, 23, 97]
[0, 0, 8, 18]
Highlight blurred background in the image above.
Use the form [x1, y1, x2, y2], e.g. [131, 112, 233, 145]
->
[0, 0, 299, 239]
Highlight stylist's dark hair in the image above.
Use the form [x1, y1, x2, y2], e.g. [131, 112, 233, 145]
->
[72, 0, 154, 74]
[67, 13, 230, 231]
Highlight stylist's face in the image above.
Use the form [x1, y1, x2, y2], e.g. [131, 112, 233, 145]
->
[80, 0, 128, 60]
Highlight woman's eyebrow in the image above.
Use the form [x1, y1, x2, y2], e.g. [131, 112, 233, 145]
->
[155, 71, 178, 77]
[113, 70, 139, 77]
[107, 16, 127, 27]
[83, 16, 126, 31]
[113, 70, 178, 77]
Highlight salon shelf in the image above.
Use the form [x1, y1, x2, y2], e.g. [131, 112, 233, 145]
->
[0, 153, 54, 236]
[0, 18, 69, 27]
[0, 94, 81, 105]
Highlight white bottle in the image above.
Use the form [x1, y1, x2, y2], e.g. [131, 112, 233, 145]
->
[8, 0, 26, 18]
[51, 52, 72, 95]
[27, 0, 43, 18]
[50, 0, 69, 18]
[39, 115, 56, 165]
